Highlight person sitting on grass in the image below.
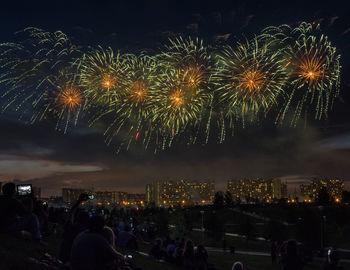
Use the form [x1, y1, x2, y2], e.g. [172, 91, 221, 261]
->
[0, 182, 41, 240]
[149, 238, 164, 260]
[195, 245, 208, 270]
[58, 193, 90, 264]
[117, 224, 138, 250]
[70, 215, 127, 270]
[172, 241, 185, 266]
[166, 239, 176, 262]
[232, 261, 244, 270]
[324, 249, 344, 270]
[281, 239, 304, 270]
[183, 240, 195, 270]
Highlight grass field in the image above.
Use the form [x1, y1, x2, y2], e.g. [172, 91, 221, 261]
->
[1, 232, 349, 270]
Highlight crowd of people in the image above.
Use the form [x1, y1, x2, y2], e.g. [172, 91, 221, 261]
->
[0, 184, 137, 270]
[148, 236, 215, 270]
[0, 182, 346, 270]
[270, 239, 344, 270]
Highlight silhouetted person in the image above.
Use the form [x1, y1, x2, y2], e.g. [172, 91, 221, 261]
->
[232, 261, 244, 270]
[166, 239, 176, 262]
[34, 200, 49, 236]
[195, 244, 208, 270]
[324, 249, 344, 270]
[59, 194, 90, 263]
[149, 238, 164, 260]
[183, 240, 195, 270]
[271, 241, 278, 263]
[0, 183, 41, 240]
[173, 241, 185, 266]
[117, 225, 138, 250]
[281, 239, 304, 270]
[70, 215, 125, 270]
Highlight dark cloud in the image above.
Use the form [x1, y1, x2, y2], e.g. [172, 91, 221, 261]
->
[1, 114, 350, 197]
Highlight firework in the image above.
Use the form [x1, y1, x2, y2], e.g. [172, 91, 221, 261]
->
[100, 54, 159, 150]
[0, 25, 342, 152]
[259, 22, 341, 125]
[214, 38, 288, 136]
[30, 69, 85, 133]
[78, 46, 129, 106]
[153, 37, 214, 147]
[0, 28, 80, 118]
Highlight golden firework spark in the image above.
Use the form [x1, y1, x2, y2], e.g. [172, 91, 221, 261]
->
[101, 76, 116, 90]
[128, 80, 148, 103]
[59, 88, 82, 111]
[169, 90, 184, 107]
[293, 52, 326, 88]
[181, 65, 204, 89]
[238, 69, 265, 94]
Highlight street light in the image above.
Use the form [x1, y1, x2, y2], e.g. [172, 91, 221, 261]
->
[200, 210, 205, 244]
[318, 205, 326, 256]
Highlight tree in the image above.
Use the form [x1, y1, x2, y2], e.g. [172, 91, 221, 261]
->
[317, 187, 330, 205]
[213, 191, 225, 208]
[205, 210, 224, 241]
[264, 219, 287, 241]
[224, 191, 234, 207]
[184, 210, 194, 233]
[173, 211, 186, 237]
[154, 209, 169, 237]
[342, 190, 350, 203]
[297, 209, 322, 249]
[239, 217, 255, 247]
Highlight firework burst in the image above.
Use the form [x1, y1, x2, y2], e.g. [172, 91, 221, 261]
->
[259, 22, 341, 125]
[78, 46, 129, 106]
[100, 54, 158, 150]
[153, 37, 214, 147]
[30, 69, 85, 133]
[0, 28, 79, 117]
[214, 38, 288, 138]
[0, 25, 342, 152]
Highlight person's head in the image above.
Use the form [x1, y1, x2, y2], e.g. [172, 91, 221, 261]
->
[155, 238, 162, 247]
[286, 239, 298, 256]
[197, 244, 206, 253]
[88, 215, 105, 233]
[185, 240, 194, 250]
[2, 183, 16, 197]
[232, 261, 244, 270]
[22, 197, 33, 213]
[101, 226, 116, 248]
[76, 211, 89, 227]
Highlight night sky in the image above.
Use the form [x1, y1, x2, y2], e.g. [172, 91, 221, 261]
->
[0, 0, 350, 197]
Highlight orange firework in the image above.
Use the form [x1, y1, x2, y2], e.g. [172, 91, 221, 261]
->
[238, 68, 265, 95]
[59, 88, 83, 111]
[181, 65, 205, 89]
[128, 80, 148, 103]
[101, 75, 116, 90]
[169, 90, 184, 107]
[291, 50, 327, 89]
[215, 39, 288, 122]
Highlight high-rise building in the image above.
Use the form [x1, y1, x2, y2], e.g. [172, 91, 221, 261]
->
[95, 191, 128, 205]
[126, 193, 146, 206]
[62, 188, 92, 204]
[300, 178, 344, 202]
[227, 178, 286, 202]
[146, 179, 215, 206]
